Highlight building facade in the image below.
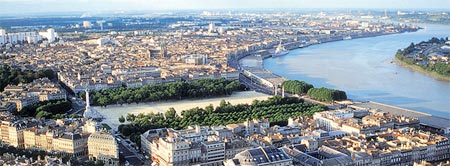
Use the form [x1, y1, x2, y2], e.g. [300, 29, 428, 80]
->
[87, 131, 119, 166]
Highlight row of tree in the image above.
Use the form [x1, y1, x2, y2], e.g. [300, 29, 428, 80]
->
[0, 64, 55, 92]
[15, 99, 73, 119]
[118, 96, 327, 148]
[0, 144, 47, 161]
[0, 143, 103, 166]
[82, 78, 246, 107]
[281, 80, 347, 102]
[281, 80, 314, 95]
[307, 87, 347, 102]
[428, 62, 450, 77]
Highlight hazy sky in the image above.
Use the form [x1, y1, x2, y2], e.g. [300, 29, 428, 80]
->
[1, 0, 449, 15]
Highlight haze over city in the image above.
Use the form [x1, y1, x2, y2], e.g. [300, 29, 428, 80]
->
[1, 0, 449, 15]
[0, 1, 449, 166]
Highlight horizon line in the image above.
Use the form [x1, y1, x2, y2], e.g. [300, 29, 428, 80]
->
[0, 8, 448, 17]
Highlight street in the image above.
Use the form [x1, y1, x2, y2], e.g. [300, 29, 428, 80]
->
[65, 94, 85, 115]
[118, 142, 145, 165]
[114, 133, 147, 165]
[239, 74, 274, 95]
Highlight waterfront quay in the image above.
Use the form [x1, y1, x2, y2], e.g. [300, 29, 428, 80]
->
[232, 21, 418, 94]
[352, 101, 450, 134]
[235, 29, 407, 94]
[239, 54, 286, 90]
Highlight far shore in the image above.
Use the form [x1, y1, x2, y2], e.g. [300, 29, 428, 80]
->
[393, 56, 450, 82]
[94, 91, 271, 128]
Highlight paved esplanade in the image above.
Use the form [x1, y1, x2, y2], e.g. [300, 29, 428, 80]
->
[353, 101, 450, 129]
[239, 55, 287, 87]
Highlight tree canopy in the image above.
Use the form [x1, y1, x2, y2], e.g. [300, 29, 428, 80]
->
[118, 96, 326, 147]
[82, 78, 246, 107]
[0, 144, 47, 161]
[307, 87, 347, 102]
[0, 64, 55, 92]
[282, 80, 314, 95]
[15, 99, 72, 119]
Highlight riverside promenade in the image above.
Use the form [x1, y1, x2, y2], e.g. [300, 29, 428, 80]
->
[239, 54, 286, 90]
[352, 101, 450, 134]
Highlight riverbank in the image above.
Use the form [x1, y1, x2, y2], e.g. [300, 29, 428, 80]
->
[238, 32, 405, 100]
[393, 56, 450, 82]
[240, 26, 449, 123]
[237, 33, 401, 92]
[261, 23, 450, 118]
[353, 101, 450, 132]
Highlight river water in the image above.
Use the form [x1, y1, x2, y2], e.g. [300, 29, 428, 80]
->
[264, 24, 450, 118]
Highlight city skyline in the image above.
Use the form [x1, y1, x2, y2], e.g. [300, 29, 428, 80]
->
[0, 1, 449, 165]
[0, 0, 449, 16]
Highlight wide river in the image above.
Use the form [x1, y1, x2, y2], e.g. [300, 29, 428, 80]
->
[264, 23, 450, 118]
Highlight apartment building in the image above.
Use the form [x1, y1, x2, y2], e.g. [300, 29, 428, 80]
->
[88, 131, 119, 166]
[52, 132, 88, 157]
[0, 117, 39, 148]
[141, 125, 256, 166]
[1, 78, 66, 111]
[224, 146, 293, 166]
[314, 108, 420, 137]
[0, 112, 118, 160]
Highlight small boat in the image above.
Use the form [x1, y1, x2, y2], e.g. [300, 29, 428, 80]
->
[343, 36, 352, 40]
[272, 41, 289, 57]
